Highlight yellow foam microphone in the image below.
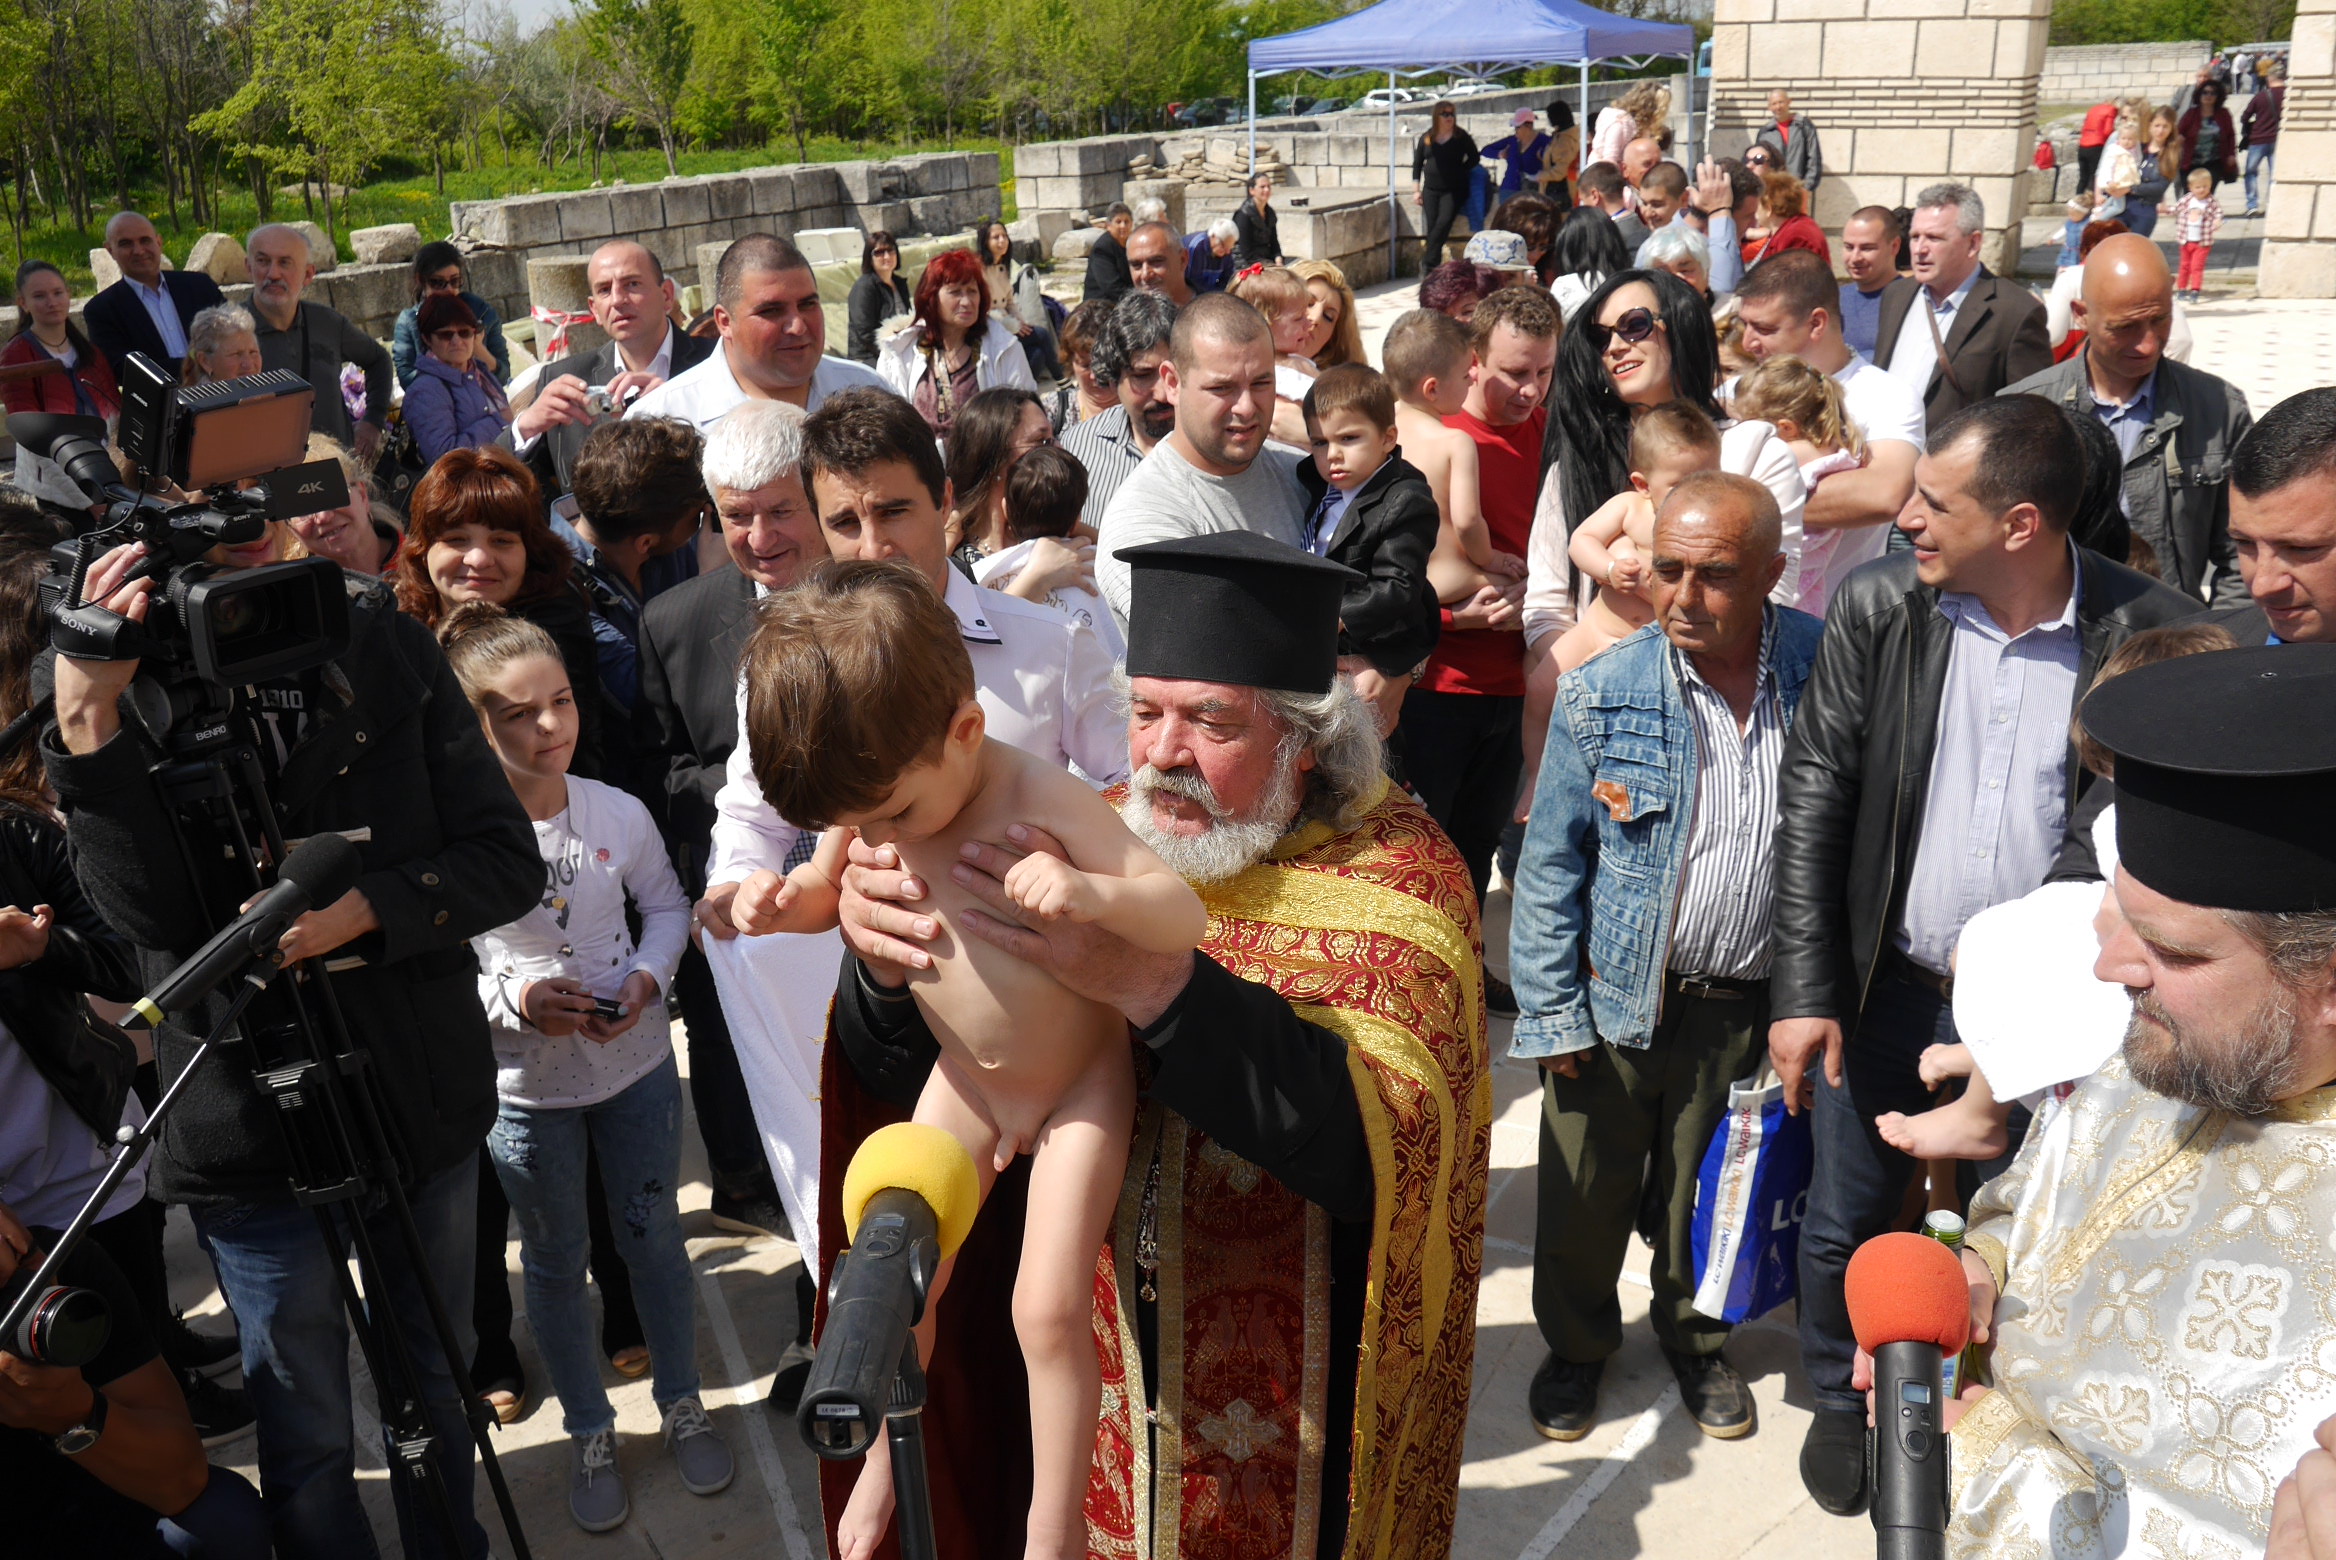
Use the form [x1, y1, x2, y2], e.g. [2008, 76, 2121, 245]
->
[800, 1123, 983, 1461]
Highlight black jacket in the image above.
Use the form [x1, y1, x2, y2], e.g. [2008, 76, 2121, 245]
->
[1769, 548, 2196, 1030]
[1872, 267, 2053, 423]
[1296, 453, 1441, 676]
[0, 802, 141, 1138]
[82, 270, 226, 384]
[2205, 597, 2275, 647]
[44, 578, 542, 1206]
[846, 273, 913, 365]
[637, 565, 757, 894]
[497, 326, 715, 498]
[1232, 200, 1280, 269]
[1084, 231, 1132, 305]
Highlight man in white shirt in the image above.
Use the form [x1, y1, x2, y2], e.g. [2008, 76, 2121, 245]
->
[1733, 250, 1926, 607]
[627, 233, 891, 434]
[1095, 293, 1308, 626]
[503, 239, 715, 496]
[696, 387, 1125, 917]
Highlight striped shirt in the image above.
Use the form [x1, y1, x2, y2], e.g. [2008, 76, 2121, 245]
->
[1060, 404, 1148, 532]
[1666, 612, 1787, 980]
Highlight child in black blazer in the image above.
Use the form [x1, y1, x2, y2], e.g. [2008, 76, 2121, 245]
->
[1294, 365, 1442, 733]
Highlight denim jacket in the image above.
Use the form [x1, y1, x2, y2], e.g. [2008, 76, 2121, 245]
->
[1510, 608, 1823, 1058]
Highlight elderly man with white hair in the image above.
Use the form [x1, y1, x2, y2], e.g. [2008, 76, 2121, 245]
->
[246, 222, 392, 453]
[1184, 216, 1241, 294]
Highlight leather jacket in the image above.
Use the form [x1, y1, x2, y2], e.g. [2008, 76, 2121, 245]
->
[1769, 549, 2196, 1032]
[2003, 352, 2254, 606]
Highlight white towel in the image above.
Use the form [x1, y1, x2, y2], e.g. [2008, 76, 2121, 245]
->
[702, 927, 843, 1282]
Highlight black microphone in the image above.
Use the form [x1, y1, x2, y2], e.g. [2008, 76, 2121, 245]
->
[1847, 1233, 1972, 1560]
[123, 832, 363, 1031]
[798, 1125, 980, 1461]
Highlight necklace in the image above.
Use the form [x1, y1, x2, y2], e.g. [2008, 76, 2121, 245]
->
[32, 324, 69, 353]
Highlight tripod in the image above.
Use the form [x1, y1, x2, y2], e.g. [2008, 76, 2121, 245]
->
[5, 675, 533, 1560]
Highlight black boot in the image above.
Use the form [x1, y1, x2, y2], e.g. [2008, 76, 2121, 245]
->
[1664, 1347, 1754, 1439]
[1527, 1354, 1603, 1442]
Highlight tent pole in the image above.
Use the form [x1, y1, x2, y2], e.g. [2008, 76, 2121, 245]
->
[1682, 54, 1697, 170]
[1247, 71, 1257, 179]
[1579, 61, 1590, 151]
[1387, 70, 1398, 280]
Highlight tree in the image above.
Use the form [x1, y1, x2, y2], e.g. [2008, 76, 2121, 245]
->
[747, 0, 842, 161]
[578, 0, 695, 176]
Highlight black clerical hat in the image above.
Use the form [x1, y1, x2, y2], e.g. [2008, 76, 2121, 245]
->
[1116, 531, 1358, 694]
[2079, 644, 2336, 912]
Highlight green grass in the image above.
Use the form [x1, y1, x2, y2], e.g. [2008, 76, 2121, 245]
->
[13, 135, 1021, 294]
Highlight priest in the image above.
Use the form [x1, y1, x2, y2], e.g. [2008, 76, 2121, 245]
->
[812, 532, 1490, 1559]
[1936, 644, 2336, 1559]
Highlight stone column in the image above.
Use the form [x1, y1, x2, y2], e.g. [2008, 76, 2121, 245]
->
[1706, 0, 2050, 276]
[2261, 0, 2336, 297]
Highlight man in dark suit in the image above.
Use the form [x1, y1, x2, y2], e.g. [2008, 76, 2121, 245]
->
[1871, 182, 2051, 423]
[504, 239, 712, 498]
[2210, 386, 2336, 648]
[1083, 204, 1135, 305]
[640, 400, 823, 1260]
[82, 212, 225, 383]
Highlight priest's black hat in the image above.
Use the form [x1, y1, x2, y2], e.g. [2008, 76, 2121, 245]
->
[1116, 531, 1358, 694]
[2079, 643, 2336, 912]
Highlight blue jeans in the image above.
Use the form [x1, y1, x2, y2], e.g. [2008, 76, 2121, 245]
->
[1795, 969, 1955, 1413]
[487, 1055, 700, 1437]
[193, 1157, 486, 1560]
[2246, 143, 2275, 211]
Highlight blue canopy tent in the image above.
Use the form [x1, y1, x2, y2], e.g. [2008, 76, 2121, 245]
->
[1245, 0, 1698, 275]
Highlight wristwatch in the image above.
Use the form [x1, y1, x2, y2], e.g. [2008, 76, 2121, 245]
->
[53, 1384, 107, 1455]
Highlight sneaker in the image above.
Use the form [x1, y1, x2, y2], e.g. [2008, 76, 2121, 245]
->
[1485, 973, 1519, 1019]
[765, 1339, 817, 1416]
[163, 1310, 241, 1380]
[569, 1429, 629, 1532]
[710, 1190, 792, 1242]
[1664, 1347, 1755, 1439]
[1800, 1405, 1871, 1515]
[182, 1370, 257, 1449]
[662, 1396, 735, 1496]
[1527, 1354, 1603, 1442]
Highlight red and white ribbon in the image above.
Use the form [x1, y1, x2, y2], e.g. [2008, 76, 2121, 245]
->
[530, 303, 595, 359]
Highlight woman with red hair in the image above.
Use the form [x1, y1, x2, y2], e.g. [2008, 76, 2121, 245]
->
[393, 446, 608, 779]
[876, 246, 1037, 435]
[1741, 171, 1832, 268]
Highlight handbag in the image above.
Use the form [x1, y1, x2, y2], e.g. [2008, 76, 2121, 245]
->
[1688, 1065, 1813, 1323]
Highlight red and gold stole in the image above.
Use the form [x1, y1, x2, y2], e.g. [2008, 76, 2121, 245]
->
[1086, 780, 1490, 1560]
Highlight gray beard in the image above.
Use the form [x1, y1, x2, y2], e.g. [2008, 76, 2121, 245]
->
[2121, 985, 2305, 1116]
[1120, 752, 1303, 885]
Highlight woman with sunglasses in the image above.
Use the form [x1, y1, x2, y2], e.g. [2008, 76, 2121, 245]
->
[393, 241, 509, 389]
[1412, 101, 1481, 276]
[1524, 269, 1808, 777]
[403, 292, 514, 465]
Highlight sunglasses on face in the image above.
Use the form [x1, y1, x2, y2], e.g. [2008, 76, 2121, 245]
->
[872, 247, 897, 258]
[1587, 307, 1664, 352]
[424, 272, 463, 292]
[1744, 153, 1773, 167]
[432, 327, 477, 342]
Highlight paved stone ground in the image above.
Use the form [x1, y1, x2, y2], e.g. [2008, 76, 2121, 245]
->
[162, 281, 2330, 1560]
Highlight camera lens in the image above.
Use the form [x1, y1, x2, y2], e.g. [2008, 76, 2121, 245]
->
[3, 1280, 110, 1369]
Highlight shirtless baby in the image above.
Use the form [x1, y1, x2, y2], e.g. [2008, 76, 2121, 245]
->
[729, 559, 1207, 1560]
[1556, 399, 1722, 672]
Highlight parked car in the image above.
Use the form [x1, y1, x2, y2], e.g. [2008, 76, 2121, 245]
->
[1172, 96, 1240, 128]
[1302, 96, 1349, 115]
[1446, 77, 1508, 97]
[1355, 86, 1426, 111]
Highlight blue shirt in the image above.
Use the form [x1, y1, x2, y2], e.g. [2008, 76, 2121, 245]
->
[1481, 132, 1551, 196]
[128, 278, 189, 360]
[1896, 556, 2084, 974]
[2091, 367, 2157, 475]
[1299, 482, 1356, 557]
[1837, 282, 1888, 359]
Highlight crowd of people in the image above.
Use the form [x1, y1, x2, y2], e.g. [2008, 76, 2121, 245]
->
[3, 88, 2336, 1560]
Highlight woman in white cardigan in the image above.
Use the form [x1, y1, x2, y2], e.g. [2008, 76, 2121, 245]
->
[1523, 269, 1808, 792]
[878, 246, 1036, 437]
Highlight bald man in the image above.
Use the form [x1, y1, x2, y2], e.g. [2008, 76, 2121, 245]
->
[82, 211, 224, 382]
[2004, 232, 2252, 603]
[1513, 471, 1822, 1444]
[247, 223, 391, 453]
[1125, 221, 1196, 306]
[503, 238, 713, 497]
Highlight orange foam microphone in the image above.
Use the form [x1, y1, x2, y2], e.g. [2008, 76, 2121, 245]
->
[1845, 1232, 1972, 1560]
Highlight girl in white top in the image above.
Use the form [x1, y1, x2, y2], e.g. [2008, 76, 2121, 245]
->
[1728, 354, 1869, 615]
[441, 604, 732, 1532]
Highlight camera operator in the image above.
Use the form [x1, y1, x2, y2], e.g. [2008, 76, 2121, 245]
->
[1, 1198, 270, 1558]
[42, 538, 541, 1560]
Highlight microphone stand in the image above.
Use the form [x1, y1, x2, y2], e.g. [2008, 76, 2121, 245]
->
[884, 1338, 939, 1560]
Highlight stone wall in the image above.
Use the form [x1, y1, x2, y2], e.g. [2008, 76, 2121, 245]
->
[2035, 40, 2210, 106]
[443, 153, 1004, 331]
[2262, 0, 2336, 295]
[1706, 0, 2051, 274]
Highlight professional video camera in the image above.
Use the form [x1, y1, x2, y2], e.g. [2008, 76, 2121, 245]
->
[12, 351, 353, 688]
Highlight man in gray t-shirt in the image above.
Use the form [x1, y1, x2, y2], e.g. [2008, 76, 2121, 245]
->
[1096, 295, 1308, 626]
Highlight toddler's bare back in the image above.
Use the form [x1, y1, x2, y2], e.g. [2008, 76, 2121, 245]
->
[894, 750, 1133, 1149]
